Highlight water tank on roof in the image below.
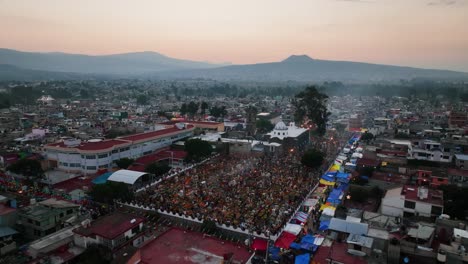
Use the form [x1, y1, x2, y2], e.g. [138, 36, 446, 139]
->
[63, 138, 81, 147]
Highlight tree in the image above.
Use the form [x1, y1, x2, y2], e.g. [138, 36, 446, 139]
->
[200, 101, 209, 115]
[300, 149, 325, 169]
[136, 95, 149, 105]
[256, 119, 274, 133]
[180, 103, 188, 116]
[115, 158, 134, 169]
[334, 123, 346, 133]
[187, 101, 199, 118]
[210, 106, 228, 118]
[185, 139, 213, 162]
[80, 89, 89, 98]
[88, 182, 133, 204]
[348, 186, 368, 203]
[7, 159, 43, 180]
[361, 132, 374, 142]
[145, 162, 170, 176]
[292, 86, 329, 136]
[201, 219, 219, 234]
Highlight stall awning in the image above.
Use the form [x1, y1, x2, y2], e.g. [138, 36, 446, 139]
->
[251, 238, 268, 251]
[293, 212, 308, 223]
[294, 253, 310, 264]
[319, 179, 335, 186]
[274, 231, 297, 249]
[284, 223, 302, 236]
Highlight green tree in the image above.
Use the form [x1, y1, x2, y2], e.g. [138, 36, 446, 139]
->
[7, 159, 43, 180]
[292, 86, 329, 136]
[200, 101, 209, 115]
[115, 158, 134, 169]
[334, 123, 346, 133]
[137, 95, 149, 105]
[187, 101, 199, 118]
[300, 149, 325, 169]
[256, 119, 274, 133]
[348, 186, 368, 203]
[185, 139, 213, 162]
[361, 132, 374, 142]
[80, 89, 89, 98]
[210, 106, 227, 118]
[201, 219, 219, 234]
[180, 103, 188, 116]
[145, 162, 171, 176]
[88, 182, 134, 204]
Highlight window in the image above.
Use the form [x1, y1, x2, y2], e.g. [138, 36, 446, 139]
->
[132, 226, 140, 234]
[112, 149, 118, 153]
[98, 153, 108, 158]
[86, 155, 95, 159]
[87, 166, 96, 170]
[59, 213, 64, 218]
[431, 206, 442, 215]
[404, 200, 416, 209]
[66, 209, 73, 215]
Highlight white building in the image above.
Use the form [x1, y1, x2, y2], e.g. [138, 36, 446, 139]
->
[380, 186, 444, 218]
[44, 124, 194, 174]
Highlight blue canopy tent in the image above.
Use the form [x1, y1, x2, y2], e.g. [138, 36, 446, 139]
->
[294, 253, 310, 264]
[336, 183, 349, 191]
[326, 188, 343, 204]
[301, 234, 315, 244]
[268, 246, 281, 261]
[321, 172, 336, 182]
[319, 220, 330, 231]
[300, 234, 315, 251]
[290, 242, 301, 250]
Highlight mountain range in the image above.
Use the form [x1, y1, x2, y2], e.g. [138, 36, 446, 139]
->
[1, 48, 468, 83]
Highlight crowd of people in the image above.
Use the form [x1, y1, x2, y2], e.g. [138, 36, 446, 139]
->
[133, 152, 323, 237]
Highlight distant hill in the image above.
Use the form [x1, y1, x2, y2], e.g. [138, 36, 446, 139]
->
[0, 64, 90, 81]
[1, 49, 468, 82]
[157, 55, 468, 83]
[0, 48, 221, 75]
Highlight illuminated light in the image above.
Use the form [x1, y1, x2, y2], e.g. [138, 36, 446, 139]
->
[346, 195, 351, 200]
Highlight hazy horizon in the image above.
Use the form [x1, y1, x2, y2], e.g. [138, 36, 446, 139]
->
[1, 0, 468, 71]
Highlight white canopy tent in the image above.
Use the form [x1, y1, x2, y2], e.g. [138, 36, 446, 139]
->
[107, 170, 149, 185]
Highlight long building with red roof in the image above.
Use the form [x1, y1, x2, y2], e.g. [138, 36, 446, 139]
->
[44, 124, 194, 174]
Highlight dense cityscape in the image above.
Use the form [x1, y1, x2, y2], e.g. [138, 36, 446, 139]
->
[0, 79, 467, 264]
[1, 1, 468, 264]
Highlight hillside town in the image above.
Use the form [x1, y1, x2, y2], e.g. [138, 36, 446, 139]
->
[0, 80, 467, 264]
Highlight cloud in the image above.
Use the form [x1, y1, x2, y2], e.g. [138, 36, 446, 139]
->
[427, 0, 464, 5]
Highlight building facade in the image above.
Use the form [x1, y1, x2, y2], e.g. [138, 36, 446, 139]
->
[44, 124, 194, 174]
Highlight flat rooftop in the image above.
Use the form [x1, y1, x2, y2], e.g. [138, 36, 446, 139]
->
[140, 228, 251, 264]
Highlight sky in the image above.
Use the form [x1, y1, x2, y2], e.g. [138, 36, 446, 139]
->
[1, 0, 468, 71]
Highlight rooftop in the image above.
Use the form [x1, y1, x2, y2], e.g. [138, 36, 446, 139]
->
[402, 186, 444, 206]
[46, 125, 194, 152]
[39, 198, 80, 209]
[140, 228, 251, 264]
[119, 125, 193, 142]
[73, 212, 144, 240]
[455, 154, 468, 161]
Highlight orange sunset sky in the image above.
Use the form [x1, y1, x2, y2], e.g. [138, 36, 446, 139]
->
[1, 0, 468, 71]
